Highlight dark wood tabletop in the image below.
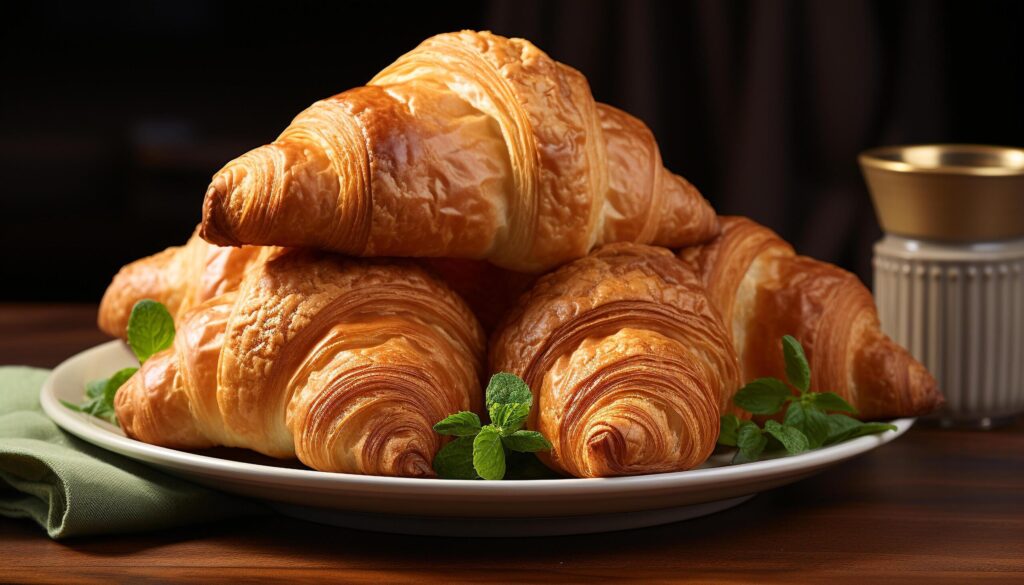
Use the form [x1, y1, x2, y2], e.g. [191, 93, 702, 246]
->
[2, 304, 1023, 584]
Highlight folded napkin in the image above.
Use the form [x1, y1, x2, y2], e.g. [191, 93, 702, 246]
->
[0, 366, 263, 539]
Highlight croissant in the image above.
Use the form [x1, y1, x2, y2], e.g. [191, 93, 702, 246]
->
[200, 30, 719, 273]
[680, 216, 943, 419]
[114, 251, 486, 477]
[97, 229, 265, 338]
[490, 243, 741, 477]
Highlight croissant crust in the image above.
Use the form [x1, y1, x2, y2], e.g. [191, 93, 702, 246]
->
[200, 30, 718, 272]
[491, 243, 740, 477]
[115, 252, 486, 477]
[97, 228, 265, 338]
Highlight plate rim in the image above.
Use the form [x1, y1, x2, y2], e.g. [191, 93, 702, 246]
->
[41, 340, 916, 496]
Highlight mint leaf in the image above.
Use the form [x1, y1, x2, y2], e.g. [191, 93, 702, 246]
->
[485, 373, 533, 433]
[60, 400, 84, 412]
[90, 404, 116, 424]
[433, 411, 482, 437]
[85, 378, 107, 399]
[68, 302, 165, 424]
[434, 373, 547, 479]
[734, 378, 793, 415]
[721, 335, 895, 463]
[812, 392, 858, 414]
[433, 436, 478, 479]
[104, 367, 137, 402]
[734, 423, 767, 463]
[472, 426, 506, 480]
[97, 367, 138, 423]
[784, 401, 830, 449]
[485, 373, 532, 409]
[842, 422, 899, 440]
[718, 414, 742, 447]
[126, 299, 175, 363]
[764, 420, 809, 454]
[782, 335, 811, 393]
[504, 451, 560, 480]
[801, 405, 830, 449]
[65, 367, 137, 425]
[78, 395, 113, 421]
[827, 419, 898, 444]
[501, 430, 552, 453]
[489, 401, 531, 433]
[824, 413, 863, 444]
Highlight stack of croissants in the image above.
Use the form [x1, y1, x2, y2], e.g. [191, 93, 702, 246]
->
[99, 31, 941, 479]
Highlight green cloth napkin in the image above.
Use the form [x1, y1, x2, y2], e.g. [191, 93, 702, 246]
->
[0, 366, 264, 539]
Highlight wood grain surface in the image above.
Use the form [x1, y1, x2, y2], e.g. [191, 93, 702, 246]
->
[1, 304, 1022, 584]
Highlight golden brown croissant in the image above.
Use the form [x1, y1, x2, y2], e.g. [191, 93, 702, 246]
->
[680, 216, 943, 419]
[200, 30, 719, 272]
[97, 228, 265, 338]
[490, 244, 741, 477]
[114, 251, 485, 477]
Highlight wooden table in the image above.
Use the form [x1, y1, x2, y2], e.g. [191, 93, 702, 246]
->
[3, 304, 1023, 584]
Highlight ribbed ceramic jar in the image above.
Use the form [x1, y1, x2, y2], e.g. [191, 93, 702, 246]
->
[862, 144, 1024, 428]
[873, 237, 1024, 426]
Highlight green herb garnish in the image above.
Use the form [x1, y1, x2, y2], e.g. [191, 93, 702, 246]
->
[432, 372, 553, 480]
[60, 367, 138, 424]
[62, 299, 175, 425]
[718, 335, 897, 463]
[125, 299, 176, 363]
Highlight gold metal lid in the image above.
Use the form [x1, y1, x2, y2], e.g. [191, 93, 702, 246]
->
[859, 144, 1024, 241]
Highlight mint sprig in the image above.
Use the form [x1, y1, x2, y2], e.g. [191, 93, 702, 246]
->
[432, 411, 481, 436]
[61, 367, 137, 424]
[719, 335, 897, 463]
[781, 335, 811, 392]
[63, 299, 176, 425]
[432, 436, 476, 479]
[472, 426, 505, 480]
[733, 377, 791, 414]
[734, 421, 768, 463]
[432, 373, 553, 480]
[126, 299, 176, 363]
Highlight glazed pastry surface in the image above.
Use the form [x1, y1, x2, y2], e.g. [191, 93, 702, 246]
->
[490, 243, 741, 477]
[115, 251, 485, 477]
[97, 229, 265, 338]
[201, 30, 718, 272]
[681, 216, 943, 418]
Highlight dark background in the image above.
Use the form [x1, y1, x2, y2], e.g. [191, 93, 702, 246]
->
[2, 0, 1022, 301]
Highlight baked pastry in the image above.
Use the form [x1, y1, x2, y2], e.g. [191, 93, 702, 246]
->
[97, 229, 265, 338]
[114, 251, 486, 477]
[99, 229, 535, 342]
[680, 216, 943, 418]
[200, 30, 718, 273]
[490, 244, 741, 477]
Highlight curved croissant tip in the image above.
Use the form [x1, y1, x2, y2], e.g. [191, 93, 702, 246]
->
[399, 452, 436, 478]
[910, 359, 945, 414]
[580, 426, 637, 478]
[200, 172, 236, 246]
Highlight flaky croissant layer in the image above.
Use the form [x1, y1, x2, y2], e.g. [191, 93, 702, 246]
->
[97, 228, 266, 338]
[114, 251, 486, 477]
[491, 243, 741, 478]
[200, 30, 719, 272]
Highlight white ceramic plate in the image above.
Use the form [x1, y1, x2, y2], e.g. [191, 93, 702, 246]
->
[41, 340, 914, 537]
